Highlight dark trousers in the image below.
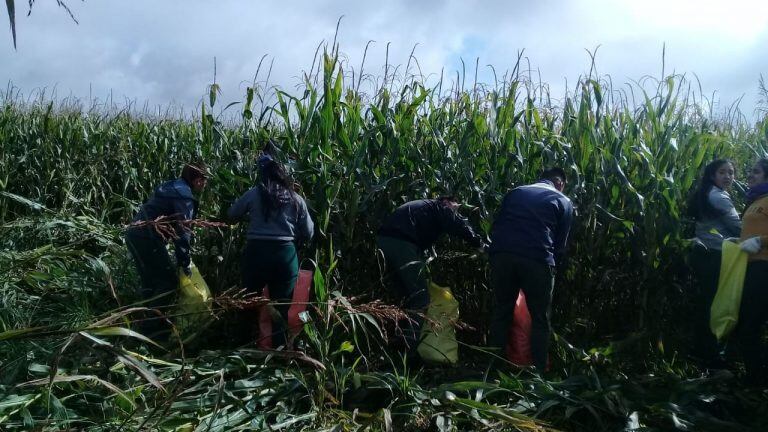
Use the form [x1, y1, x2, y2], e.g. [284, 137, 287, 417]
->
[377, 235, 430, 353]
[489, 253, 555, 371]
[125, 231, 178, 335]
[689, 245, 723, 362]
[737, 260, 768, 384]
[242, 239, 299, 348]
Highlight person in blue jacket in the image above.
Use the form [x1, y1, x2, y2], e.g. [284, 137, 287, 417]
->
[228, 155, 314, 347]
[488, 167, 574, 371]
[126, 162, 209, 333]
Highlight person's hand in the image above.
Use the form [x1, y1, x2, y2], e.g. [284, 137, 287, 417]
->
[740, 236, 762, 254]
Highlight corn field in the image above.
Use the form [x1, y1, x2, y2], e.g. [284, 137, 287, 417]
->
[1, 49, 768, 431]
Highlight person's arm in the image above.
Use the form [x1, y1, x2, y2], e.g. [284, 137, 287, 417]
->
[553, 199, 574, 266]
[172, 197, 196, 272]
[440, 205, 483, 248]
[710, 189, 742, 237]
[740, 199, 768, 253]
[297, 197, 314, 242]
[227, 188, 255, 222]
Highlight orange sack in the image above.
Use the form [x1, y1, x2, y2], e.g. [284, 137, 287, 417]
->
[505, 291, 533, 366]
[256, 269, 313, 349]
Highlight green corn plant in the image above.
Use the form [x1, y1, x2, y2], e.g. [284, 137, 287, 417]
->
[3, 46, 768, 431]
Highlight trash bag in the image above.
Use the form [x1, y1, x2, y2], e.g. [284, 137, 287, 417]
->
[257, 269, 313, 349]
[506, 291, 533, 366]
[417, 282, 459, 365]
[176, 262, 212, 334]
[710, 240, 748, 341]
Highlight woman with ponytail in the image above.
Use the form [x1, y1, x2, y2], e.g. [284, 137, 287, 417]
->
[228, 153, 314, 347]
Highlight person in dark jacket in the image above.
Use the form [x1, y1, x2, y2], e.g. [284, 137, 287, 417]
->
[377, 197, 486, 355]
[488, 168, 573, 371]
[126, 162, 209, 334]
[228, 155, 314, 347]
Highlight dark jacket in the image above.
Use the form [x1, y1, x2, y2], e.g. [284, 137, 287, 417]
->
[489, 181, 573, 266]
[128, 178, 198, 268]
[378, 199, 483, 251]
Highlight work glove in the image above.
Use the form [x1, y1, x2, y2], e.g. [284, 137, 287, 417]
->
[740, 236, 762, 254]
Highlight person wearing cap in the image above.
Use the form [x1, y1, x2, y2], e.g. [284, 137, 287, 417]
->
[228, 154, 314, 347]
[487, 167, 573, 372]
[376, 196, 487, 357]
[126, 162, 209, 333]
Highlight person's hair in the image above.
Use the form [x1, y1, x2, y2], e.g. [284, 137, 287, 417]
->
[437, 195, 458, 204]
[540, 167, 566, 183]
[688, 159, 733, 220]
[259, 158, 295, 221]
[181, 161, 208, 185]
[756, 158, 768, 181]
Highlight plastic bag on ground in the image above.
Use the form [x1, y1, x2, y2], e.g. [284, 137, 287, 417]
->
[257, 269, 313, 349]
[710, 240, 748, 341]
[417, 282, 459, 365]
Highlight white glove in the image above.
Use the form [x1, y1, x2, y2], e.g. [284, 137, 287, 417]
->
[740, 237, 762, 254]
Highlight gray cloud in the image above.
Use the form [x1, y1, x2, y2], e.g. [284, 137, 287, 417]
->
[2, 0, 766, 118]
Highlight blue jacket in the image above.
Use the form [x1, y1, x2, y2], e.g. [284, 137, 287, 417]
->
[489, 181, 573, 266]
[129, 178, 198, 268]
[228, 186, 314, 243]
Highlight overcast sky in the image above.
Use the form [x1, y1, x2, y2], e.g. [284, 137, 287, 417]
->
[2, 0, 767, 119]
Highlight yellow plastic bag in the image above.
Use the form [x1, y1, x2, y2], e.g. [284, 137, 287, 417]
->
[176, 262, 212, 334]
[710, 241, 748, 341]
[417, 282, 459, 365]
